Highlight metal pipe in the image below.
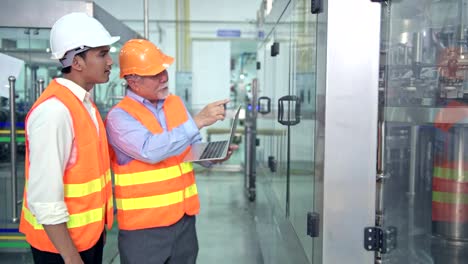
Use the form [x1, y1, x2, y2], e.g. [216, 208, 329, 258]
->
[403, 45, 409, 65]
[121, 81, 127, 95]
[37, 78, 44, 99]
[9, 76, 18, 223]
[34, 80, 39, 101]
[144, 0, 149, 39]
[375, 85, 386, 264]
[244, 120, 251, 189]
[123, 18, 256, 25]
[408, 126, 419, 261]
[412, 32, 423, 79]
[376, 121, 385, 226]
[31, 81, 39, 103]
[413, 32, 423, 64]
[377, 121, 386, 174]
[244, 79, 258, 201]
[250, 79, 257, 199]
[458, 0, 466, 55]
[183, 0, 191, 70]
[175, 0, 180, 71]
[452, 127, 466, 239]
[285, 108, 291, 217]
[30, 66, 38, 104]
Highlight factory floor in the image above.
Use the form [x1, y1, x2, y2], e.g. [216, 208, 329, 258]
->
[0, 162, 264, 264]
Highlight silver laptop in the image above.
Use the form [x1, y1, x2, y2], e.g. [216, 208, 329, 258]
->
[183, 106, 241, 162]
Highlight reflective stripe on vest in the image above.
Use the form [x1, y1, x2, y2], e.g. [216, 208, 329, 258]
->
[433, 166, 468, 182]
[433, 191, 468, 204]
[116, 183, 198, 210]
[19, 79, 113, 253]
[432, 106, 468, 223]
[110, 95, 200, 230]
[433, 165, 468, 220]
[65, 169, 112, 197]
[114, 162, 193, 186]
[22, 205, 105, 230]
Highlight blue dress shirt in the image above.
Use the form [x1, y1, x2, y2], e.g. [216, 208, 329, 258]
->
[106, 90, 202, 165]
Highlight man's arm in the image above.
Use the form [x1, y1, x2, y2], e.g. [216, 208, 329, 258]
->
[43, 224, 83, 264]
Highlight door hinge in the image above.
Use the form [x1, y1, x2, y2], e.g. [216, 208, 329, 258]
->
[311, 0, 323, 14]
[271, 42, 279, 57]
[364, 226, 397, 254]
[307, 212, 320, 237]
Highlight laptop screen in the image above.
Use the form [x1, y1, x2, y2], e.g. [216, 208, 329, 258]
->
[228, 106, 242, 144]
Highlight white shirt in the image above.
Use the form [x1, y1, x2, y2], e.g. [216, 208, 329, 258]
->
[27, 78, 99, 225]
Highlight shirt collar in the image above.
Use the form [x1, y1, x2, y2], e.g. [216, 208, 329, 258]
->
[55, 78, 89, 103]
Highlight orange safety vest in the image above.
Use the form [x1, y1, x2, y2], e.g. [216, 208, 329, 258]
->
[19, 79, 113, 253]
[433, 100, 468, 226]
[109, 95, 199, 231]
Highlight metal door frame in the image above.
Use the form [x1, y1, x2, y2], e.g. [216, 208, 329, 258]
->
[314, 0, 381, 263]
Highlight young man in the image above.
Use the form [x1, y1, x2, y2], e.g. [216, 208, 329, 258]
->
[19, 13, 119, 264]
[106, 39, 237, 264]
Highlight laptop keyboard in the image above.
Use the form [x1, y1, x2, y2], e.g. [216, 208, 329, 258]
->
[199, 141, 228, 159]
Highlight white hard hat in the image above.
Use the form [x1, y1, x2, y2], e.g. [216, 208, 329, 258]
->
[50, 12, 120, 60]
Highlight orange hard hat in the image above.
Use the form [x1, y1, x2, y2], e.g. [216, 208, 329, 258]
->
[119, 39, 174, 78]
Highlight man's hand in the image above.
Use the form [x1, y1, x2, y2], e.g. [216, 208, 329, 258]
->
[194, 99, 230, 129]
[64, 253, 84, 264]
[212, 144, 239, 163]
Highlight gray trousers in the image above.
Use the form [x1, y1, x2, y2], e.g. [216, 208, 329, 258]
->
[118, 214, 198, 264]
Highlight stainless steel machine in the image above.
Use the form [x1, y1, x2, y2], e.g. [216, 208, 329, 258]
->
[254, 0, 468, 263]
[377, 0, 468, 263]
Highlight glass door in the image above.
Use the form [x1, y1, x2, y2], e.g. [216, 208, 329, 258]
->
[0, 26, 53, 251]
[271, 13, 293, 217]
[255, 6, 290, 215]
[255, 0, 320, 263]
[379, 0, 468, 263]
[287, 0, 319, 262]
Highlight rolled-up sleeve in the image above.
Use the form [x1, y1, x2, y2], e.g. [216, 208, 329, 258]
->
[27, 99, 73, 225]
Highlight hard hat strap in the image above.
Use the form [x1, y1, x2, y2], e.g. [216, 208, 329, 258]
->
[59, 46, 91, 68]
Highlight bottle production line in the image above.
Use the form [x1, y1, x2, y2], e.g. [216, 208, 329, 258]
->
[373, 1, 468, 263]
